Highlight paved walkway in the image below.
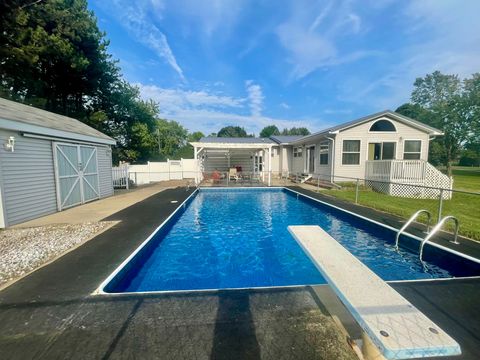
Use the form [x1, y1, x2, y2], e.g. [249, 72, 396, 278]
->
[15, 180, 188, 227]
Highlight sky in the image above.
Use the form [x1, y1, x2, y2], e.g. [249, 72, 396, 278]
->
[89, 0, 480, 135]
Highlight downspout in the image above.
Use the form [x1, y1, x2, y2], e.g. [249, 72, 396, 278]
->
[326, 136, 335, 183]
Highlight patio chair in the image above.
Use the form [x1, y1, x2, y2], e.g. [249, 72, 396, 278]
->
[229, 168, 239, 181]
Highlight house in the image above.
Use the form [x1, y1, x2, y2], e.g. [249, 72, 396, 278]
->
[0, 98, 116, 227]
[190, 110, 452, 196]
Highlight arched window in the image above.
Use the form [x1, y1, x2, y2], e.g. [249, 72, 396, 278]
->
[369, 119, 396, 132]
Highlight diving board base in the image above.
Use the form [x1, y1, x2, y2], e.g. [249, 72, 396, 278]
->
[288, 225, 461, 360]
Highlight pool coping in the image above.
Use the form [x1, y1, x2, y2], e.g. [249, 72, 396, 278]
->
[95, 186, 480, 297]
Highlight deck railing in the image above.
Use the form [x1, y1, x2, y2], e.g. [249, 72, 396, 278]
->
[365, 160, 453, 199]
[365, 160, 426, 183]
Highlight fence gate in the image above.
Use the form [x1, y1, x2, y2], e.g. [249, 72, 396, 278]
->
[54, 143, 100, 210]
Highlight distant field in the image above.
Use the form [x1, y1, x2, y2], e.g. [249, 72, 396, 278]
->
[450, 167, 480, 192]
[322, 167, 480, 240]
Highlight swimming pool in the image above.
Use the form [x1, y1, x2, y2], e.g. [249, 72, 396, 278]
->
[101, 188, 480, 293]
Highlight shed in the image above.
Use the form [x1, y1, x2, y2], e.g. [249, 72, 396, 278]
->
[0, 98, 116, 227]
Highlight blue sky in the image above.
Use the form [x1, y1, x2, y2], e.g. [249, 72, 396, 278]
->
[89, 0, 480, 135]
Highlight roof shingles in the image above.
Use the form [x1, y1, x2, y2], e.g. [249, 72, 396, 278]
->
[0, 97, 114, 142]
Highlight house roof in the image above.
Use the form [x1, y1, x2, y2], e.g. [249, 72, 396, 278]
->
[269, 135, 304, 144]
[198, 136, 276, 144]
[0, 97, 115, 145]
[291, 110, 443, 144]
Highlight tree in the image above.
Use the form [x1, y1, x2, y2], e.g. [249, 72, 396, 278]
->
[259, 125, 280, 138]
[188, 131, 205, 142]
[97, 81, 159, 163]
[217, 126, 251, 137]
[281, 127, 310, 136]
[408, 71, 480, 175]
[154, 119, 189, 158]
[0, 0, 118, 117]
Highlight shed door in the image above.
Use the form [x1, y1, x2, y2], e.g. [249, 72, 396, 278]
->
[79, 146, 100, 202]
[54, 143, 100, 210]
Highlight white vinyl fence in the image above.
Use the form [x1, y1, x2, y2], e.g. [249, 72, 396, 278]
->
[112, 159, 198, 188]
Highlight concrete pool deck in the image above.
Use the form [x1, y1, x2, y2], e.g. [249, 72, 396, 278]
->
[0, 186, 479, 359]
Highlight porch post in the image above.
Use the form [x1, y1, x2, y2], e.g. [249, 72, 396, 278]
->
[268, 146, 272, 186]
[262, 149, 265, 182]
[304, 145, 307, 173]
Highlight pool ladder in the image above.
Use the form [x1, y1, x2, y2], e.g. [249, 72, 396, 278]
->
[419, 216, 460, 262]
[395, 210, 460, 262]
[394, 210, 432, 250]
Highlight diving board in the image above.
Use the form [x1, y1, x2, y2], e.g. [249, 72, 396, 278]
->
[288, 225, 461, 360]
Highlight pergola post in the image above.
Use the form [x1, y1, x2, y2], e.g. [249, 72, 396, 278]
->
[262, 149, 265, 183]
[268, 146, 272, 186]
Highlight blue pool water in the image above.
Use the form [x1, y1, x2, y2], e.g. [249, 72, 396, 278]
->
[104, 188, 476, 293]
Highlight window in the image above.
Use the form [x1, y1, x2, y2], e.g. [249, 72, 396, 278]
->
[403, 140, 421, 160]
[369, 119, 396, 132]
[319, 142, 329, 165]
[293, 147, 303, 158]
[342, 140, 360, 165]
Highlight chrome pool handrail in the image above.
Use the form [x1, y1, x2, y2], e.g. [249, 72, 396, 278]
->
[395, 209, 432, 250]
[419, 215, 460, 262]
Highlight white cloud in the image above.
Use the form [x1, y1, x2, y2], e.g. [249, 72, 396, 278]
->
[136, 83, 313, 134]
[137, 84, 244, 110]
[110, 0, 184, 80]
[245, 80, 264, 117]
[166, 0, 246, 38]
[279, 102, 290, 110]
[275, 0, 379, 81]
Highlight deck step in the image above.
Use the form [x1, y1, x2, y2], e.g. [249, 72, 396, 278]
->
[288, 225, 461, 359]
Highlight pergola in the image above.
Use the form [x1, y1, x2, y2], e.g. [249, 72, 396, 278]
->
[190, 139, 276, 185]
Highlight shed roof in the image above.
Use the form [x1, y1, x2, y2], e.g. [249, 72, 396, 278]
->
[0, 97, 115, 145]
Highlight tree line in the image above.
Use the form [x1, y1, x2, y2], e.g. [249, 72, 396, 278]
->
[211, 125, 310, 138]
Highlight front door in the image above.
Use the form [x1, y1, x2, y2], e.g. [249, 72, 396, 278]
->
[307, 147, 315, 173]
[368, 142, 396, 160]
[54, 143, 100, 210]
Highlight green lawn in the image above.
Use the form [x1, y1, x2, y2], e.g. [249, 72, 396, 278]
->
[450, 167, 480, 192]
[322, 167, 480, 241]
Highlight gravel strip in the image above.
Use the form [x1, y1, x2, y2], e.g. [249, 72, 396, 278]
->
[0, 221, 115, 287]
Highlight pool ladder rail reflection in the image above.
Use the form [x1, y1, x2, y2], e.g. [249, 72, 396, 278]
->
[395, 210, 460, 262]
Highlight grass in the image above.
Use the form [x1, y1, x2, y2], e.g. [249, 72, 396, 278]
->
[323, 167, 480, 241]
[450, 167, 480, 192]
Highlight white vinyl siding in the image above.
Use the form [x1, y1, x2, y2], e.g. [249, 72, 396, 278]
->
[332, 116, 431, 180]
[98, 146, 114, 197]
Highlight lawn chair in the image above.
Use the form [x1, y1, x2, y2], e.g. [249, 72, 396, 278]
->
[229, 168, 239, 181]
